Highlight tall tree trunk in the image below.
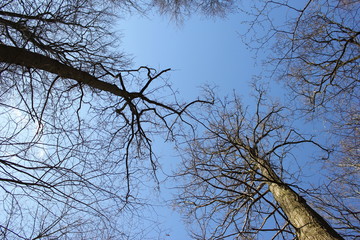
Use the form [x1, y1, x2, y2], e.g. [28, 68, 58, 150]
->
[254, 155, 344, 240]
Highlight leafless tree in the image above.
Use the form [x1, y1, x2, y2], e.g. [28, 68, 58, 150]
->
[242, 0, 359, 110]
[0, 0, 208, 239]
[149, 0, 234, 20]
[241, 0, 360, 236]
[311, 94, 360, 239]
[175, 86, 344, 239]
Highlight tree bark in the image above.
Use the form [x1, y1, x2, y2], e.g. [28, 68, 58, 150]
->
[0, 44, 132, 98]
[254, 155, 344, 240]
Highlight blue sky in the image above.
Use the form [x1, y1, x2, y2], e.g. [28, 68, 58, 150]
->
[117, 8, 324, 240]
[118, 12, 257, 239]
[119, 12, 256, 99]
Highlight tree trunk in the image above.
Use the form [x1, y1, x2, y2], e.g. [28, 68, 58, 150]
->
[0, 44, 131, 98]
[255, 156, 344, 240]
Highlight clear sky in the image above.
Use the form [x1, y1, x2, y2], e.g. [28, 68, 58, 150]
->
[118, 11, 257, 98]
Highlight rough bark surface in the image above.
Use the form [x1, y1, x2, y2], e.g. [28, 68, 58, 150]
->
[255, 156, 344, 240]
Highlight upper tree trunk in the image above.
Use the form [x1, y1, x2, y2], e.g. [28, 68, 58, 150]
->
[0, 44, 132, 98]
[254, 155, 344, 240]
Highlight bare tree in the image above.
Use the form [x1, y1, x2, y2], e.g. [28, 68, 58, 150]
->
[175, 86, 344, 239]
[241, 0, 360, 236]
[242, 0, 359, 109]
[149, 0, 234, 20]
[0, 0, 208, 238]
[311, 95, 360, 239]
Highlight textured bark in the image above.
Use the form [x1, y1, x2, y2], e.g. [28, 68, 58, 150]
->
[255, 156, 344, 240]
[0, 44, 133, 98]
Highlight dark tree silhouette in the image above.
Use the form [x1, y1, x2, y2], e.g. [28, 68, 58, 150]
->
[0, 0, 208, 238]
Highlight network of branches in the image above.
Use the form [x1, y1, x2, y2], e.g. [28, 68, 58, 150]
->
[0, 0, 358, 239]
[0, 0, 210, 238]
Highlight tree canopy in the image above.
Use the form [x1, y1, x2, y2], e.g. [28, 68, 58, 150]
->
[0, 0, 358, 239]
[174, 0, 359, 239]
[0, 0, 208, 238]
